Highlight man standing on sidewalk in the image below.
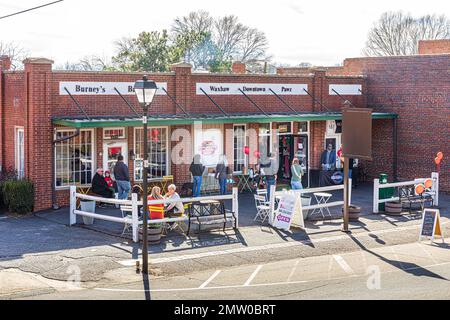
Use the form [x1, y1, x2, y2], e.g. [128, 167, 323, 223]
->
[113, 155, 131, 200]
[261, 152, 278, 201]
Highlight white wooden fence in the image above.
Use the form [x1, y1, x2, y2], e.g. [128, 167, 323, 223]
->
[69, 186, 239, 243]
[372, 172, 439, 213]
[269, 180, 352, 224]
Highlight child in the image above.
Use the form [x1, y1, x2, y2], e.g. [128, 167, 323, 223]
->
[104, 170, 114, 188]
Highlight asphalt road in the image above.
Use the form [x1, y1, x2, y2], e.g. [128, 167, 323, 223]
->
[19, 238, 450, 300]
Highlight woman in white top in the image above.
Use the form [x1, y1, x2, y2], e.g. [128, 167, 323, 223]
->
[164, 184, 185, 215]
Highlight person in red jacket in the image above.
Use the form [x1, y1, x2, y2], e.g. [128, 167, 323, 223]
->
[104, 170, 114, 188]
[148, 186, 164, 220]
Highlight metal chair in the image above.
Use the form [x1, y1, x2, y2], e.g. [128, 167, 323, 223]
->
[254, 194, 271, 223]
[119, 205, 133, 236]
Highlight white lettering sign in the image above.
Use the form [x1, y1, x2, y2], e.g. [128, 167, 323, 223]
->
[59, 82, 167, 95]
[196, 83, 308, 95]
[329, 84, 362, 95]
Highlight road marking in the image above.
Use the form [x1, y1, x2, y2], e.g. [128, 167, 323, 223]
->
[198, 270, 221, 289]
[244, 265, 263, 286]
[118, 223, 449, 266]
[94, 260, 450, 293]
[332, 255, 354, 275]
[286, 260, 299, 282]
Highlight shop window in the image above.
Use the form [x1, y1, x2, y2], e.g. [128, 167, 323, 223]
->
[104, 128, 126, 140]
[134, 127, 168, 180]
[233, 125, 247, 172]
[55, 130, 94, 187]
[297, 121, 308, 133]
[258, 123, 271, 158]
[15, 127, 25, 179]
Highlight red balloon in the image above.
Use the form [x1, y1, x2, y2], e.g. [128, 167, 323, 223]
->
[151, 129, 159, 137]
[253, 150, 261, 158]
[437, 151, 443, 160]
[435, 157, 441, 165]
[243, 146, 250, 155]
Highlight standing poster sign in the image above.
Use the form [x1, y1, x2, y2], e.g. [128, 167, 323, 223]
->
[419, 209, 444, 243]
[273, 191, 304, 231]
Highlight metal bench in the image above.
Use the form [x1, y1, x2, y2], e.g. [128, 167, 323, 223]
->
[187, 200, 237, 235]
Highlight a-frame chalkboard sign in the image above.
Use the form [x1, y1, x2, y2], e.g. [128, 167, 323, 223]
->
[419, 209, 444, 243]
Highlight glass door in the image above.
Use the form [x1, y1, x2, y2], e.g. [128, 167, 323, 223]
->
[293, 135, 309, 188]
[103, 141, 128, 178]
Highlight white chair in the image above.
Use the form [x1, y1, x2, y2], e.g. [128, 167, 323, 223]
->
[120, 205, 133, 236]
[254, 194, 271, 223]
[256, 188, 269, 203]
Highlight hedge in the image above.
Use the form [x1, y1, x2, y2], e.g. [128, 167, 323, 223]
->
[1, 179, 34, 214]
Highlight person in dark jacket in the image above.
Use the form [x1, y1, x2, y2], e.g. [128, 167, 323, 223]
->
[215, 155, 228, 195]
[189, 154, 205, 197]
[91, 168, 115, 198]
[113, 155, 130, 200]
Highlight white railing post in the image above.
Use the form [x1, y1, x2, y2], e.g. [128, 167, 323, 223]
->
[432, 172, 439, 206]
[373, 178, 379, 213]
[232, 187, 239, 228]
[69, 185, 76, 225]
[269, 185, 276, 225]
[349, 178, 353, 205]
[131, 193, 139, 243]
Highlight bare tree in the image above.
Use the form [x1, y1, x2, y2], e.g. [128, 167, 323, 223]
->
[214, 15, 248, 60]
[0, 41, 29, 70]
[363, 12, 450, 56]
[238, 27, 269, 62]
[172, 10, 213, 36]
[55, 55, 113, 71]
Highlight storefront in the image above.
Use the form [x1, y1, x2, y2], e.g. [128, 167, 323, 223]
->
[0, 56, 399, 211]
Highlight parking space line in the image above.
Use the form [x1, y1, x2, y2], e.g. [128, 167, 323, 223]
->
[198, 270, 221, 289]
[332, 255, 354, 275]
[287, 260, 299, 282]
[244, 265, 263, 286]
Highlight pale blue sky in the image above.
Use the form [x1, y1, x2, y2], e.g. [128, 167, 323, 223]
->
[0, 0, 449, 66]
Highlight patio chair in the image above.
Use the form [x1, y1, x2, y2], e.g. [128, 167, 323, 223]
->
[254, 194, 271, 223]
[120, 205, 133, 236]
[256, 188, 268, 202]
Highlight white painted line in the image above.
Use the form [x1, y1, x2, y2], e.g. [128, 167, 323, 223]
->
[286, 260, 299, 282]
[332, 255, 354, 275]
[244, 265, 263, 286]
[94, 260, 450, 293]
[198, 270, 221, 289]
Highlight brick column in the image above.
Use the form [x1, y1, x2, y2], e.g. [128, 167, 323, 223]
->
[171, 62, 192, 115]
[23, 58, 54, 211]
[312, 69, 326, 112]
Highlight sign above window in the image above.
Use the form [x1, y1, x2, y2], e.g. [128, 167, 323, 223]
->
[104, 128, 126, 140]
[196, 83, 308, 95]
[59, 82, 167, 95]
[276, 122, 292, 134]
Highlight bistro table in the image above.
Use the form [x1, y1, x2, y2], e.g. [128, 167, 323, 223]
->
[233, 173, 253, 193]
[311, 192, 332, 219]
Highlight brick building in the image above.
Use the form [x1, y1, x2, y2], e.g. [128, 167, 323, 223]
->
[0, 39, 448, 212]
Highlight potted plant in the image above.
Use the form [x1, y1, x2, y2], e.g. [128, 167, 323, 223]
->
[80, 198, 96, 225]
[139, 223, 162, 244]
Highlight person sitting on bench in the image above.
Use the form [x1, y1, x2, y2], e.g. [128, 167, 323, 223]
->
[91, 168, 115, 199]
[164, 184, 184, 216]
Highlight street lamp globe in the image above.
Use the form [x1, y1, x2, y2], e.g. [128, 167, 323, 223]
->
[134, 76, 157, 106]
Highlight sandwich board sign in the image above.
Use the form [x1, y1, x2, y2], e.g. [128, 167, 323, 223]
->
[273, 191, 305, 231]
[419, 209, 444, 243]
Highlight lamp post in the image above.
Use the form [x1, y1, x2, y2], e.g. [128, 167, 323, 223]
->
[134, 75, 157, 274]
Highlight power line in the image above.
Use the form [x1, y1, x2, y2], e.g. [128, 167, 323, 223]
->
[0, 0, 63, 20]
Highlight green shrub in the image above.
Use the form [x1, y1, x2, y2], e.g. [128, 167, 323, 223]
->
[2, 179, 34, 214]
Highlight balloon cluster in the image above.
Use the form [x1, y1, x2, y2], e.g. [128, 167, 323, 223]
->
[434, 151, 443, 165]
[242, 146, 261, 158]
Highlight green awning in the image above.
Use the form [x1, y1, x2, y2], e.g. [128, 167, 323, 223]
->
[53, 112, 398, 128]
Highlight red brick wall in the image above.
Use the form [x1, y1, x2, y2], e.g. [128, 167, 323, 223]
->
[341, 55, 450, 190]
[418, 40, 450, 55]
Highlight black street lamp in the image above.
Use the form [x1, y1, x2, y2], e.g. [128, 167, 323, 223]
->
[134, 75, 157, 274]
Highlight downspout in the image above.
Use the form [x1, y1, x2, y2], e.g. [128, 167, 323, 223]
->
[393, 117, 398, 182]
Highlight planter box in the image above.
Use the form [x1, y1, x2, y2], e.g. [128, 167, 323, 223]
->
[139, 226, 162, 244]
[80, 200, 96, 225]
[342, 205, 361, 221]
[385, 201, 402, 216]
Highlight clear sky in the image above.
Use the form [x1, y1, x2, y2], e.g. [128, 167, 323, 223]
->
[0, 0, 449, 67]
